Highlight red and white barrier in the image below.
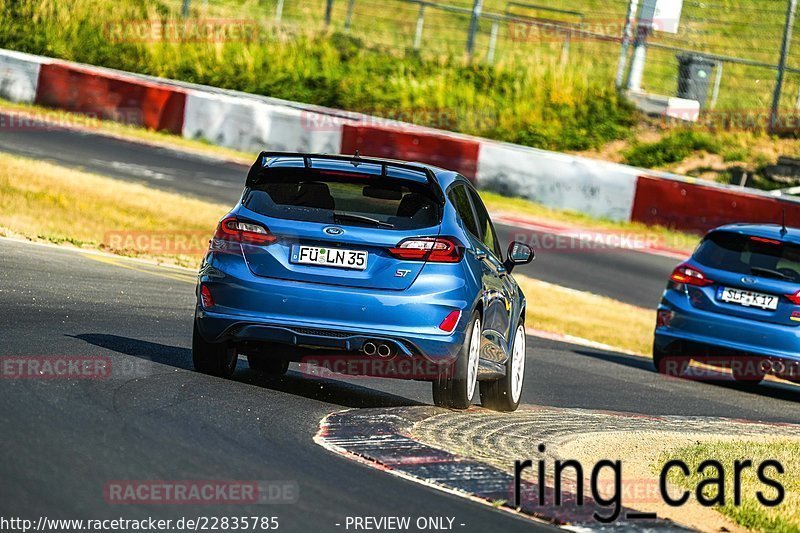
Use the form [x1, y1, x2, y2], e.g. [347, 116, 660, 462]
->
[632, 175, 800, 232]
[0, 49, 50, 104]
[341, 124, 481, 180]
[3, 47, 800, 233]
[476, 141, 640, 221]
[182, 90, 346, 154]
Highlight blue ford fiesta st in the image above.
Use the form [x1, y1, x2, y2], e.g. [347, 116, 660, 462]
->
[193, 152, 534, 411]
[655, 223, 800, 383]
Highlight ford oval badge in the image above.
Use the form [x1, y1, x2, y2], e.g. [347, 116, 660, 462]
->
[324, 226, 344, 236]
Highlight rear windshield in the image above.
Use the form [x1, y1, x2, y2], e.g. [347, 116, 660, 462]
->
[694, 231, 800, 282]
[243, 169, 440, 230]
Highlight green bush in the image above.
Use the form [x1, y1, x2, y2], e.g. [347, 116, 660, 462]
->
[623, 130, 722, 168]
[0, 0, 637, 152]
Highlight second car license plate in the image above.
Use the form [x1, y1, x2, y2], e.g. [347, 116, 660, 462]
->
[291, 245, 368, 270]
[717, 287, 779, 310]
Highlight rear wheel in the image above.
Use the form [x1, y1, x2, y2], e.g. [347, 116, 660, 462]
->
[247, 347, 290, 376]
[480, 322, 526, 412]
[432, 312, 480, 409]
[192, 322, 238, 378]
[653, 342, 689, 377]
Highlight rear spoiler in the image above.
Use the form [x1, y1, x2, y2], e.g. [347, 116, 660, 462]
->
[245, 151, 446, 205]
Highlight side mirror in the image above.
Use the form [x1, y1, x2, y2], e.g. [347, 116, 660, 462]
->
[504, 241, 535, 273]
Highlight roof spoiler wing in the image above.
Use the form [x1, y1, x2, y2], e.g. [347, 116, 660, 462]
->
[245, 151, 446, 205]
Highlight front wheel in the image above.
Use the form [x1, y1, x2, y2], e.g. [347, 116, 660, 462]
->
[432, 312, 481, 409]
[192, 322, 238, 378]
[480, 322, 526, 412]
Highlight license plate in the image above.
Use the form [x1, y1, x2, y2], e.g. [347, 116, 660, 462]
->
[717, 287, 779, 310]
[291, 245, 368, 270]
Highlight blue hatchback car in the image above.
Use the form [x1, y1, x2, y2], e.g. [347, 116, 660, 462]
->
[655, 223, 800, 383]
[193, 152, 534, 411]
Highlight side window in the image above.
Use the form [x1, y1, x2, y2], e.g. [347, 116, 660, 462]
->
[467, 187, 502, 259]
[448, 185, 480, 239]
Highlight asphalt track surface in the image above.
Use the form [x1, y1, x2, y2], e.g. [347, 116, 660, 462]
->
[0, 112, 677, 307]
[3, 239, 800, 531]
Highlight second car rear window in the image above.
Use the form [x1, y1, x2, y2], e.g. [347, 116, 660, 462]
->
[694, 231, 800, 282]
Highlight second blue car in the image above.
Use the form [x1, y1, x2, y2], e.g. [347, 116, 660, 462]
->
[655, 223, 800, 383]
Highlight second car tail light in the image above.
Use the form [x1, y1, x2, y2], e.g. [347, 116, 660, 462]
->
[199, 284, 215, 308]
[670, 264, 714, 287]
[786, 290, 800, 305]
[656, 309, 674, 327]
[214, 216, 277, 245]
[388, 237, 464, 263]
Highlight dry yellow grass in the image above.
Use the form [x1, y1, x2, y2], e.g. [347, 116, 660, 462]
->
[514, 275, 655, 355]
[0, 152, 228, 267]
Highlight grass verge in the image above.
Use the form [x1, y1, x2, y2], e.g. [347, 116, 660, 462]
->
[1, 151, 655, 354]
[481, 190, 699, 254]
[515, 277, 653, 354]
[0, 152, 228, 268]
[661, 441, 800, 532]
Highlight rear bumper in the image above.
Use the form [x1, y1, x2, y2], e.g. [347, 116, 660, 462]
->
[655, 289, 800, 363]
[195, 251, 474, 364]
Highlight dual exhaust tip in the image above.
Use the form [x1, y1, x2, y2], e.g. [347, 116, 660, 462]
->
[362, 341, 393, 358]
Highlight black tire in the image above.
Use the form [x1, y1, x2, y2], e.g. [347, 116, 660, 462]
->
[480, 322, 526, 412]
[247, 352, 289, 376]
[653, 342, 689, 377]
[192, 322, 238, 378]
[432, 311, 481, 409]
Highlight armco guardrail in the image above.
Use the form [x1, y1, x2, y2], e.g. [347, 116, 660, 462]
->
[2, 47, 800, 230]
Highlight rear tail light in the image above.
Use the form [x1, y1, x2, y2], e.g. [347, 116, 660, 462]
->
[670, 264, 714, 287]
[656, 309, 674, 327]
[199, 284, 215, 308]
[214, 216, 276, 245]
[388, 237, 464, 263]
[786, 290, 800, 305]
[438, 310, 461, 332]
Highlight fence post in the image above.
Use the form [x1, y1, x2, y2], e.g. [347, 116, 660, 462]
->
[181, 0, 190, 17]
[344, 0, 356, 31]
[466, 0, 483, 57]
[626, 18, 650, 91]
[710, 61, 723, 109]
[325, 0, 335, 26]
[615, 0, 638, 89]
[771, 0, 798, 130]
[413, 4, 426, 50]
[561, 31, 570, 65]
[487, 18, 499, 63]
[275, 0, 285, 24]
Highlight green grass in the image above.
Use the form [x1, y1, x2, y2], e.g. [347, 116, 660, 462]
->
[623, 129, 724, 168]
[661, 441, 800, 532]
[0, 0, 638, 152]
